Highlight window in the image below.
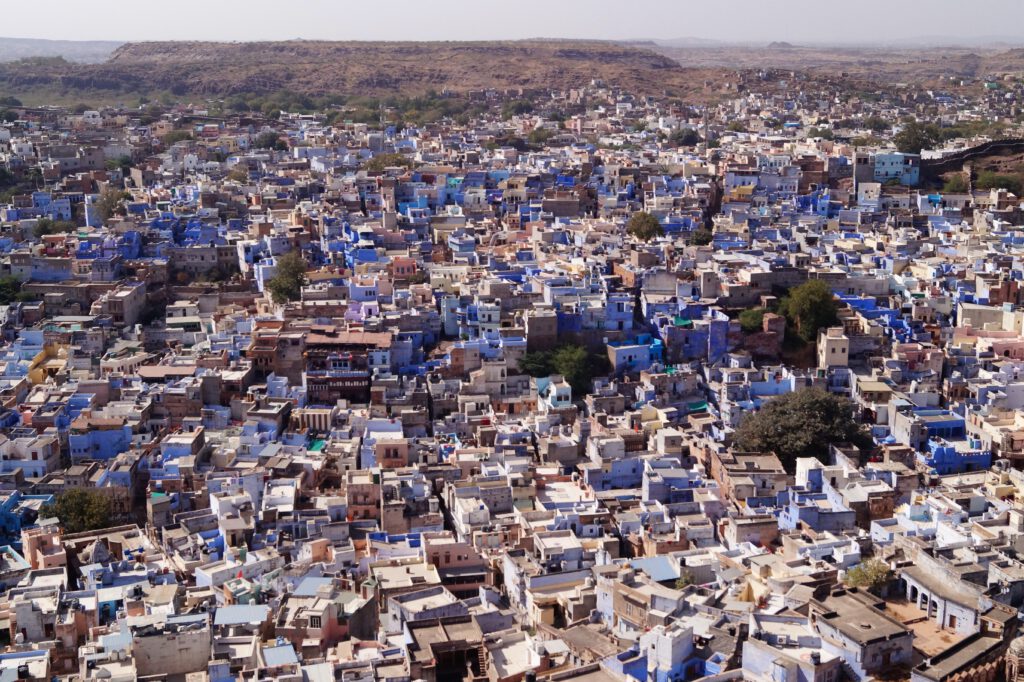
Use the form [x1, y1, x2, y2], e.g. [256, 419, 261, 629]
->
[309, 616, 321, 629]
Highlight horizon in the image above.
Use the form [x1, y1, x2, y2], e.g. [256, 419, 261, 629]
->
[3, 0, 1024, 45]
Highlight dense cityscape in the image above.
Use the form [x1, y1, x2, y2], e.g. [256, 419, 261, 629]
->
[5, 10, 1024, 681]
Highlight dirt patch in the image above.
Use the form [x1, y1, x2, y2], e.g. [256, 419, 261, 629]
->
[883, 600, 968, 658]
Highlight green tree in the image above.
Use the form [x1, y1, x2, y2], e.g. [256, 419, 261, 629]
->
[807, 127, 834, 140]
[105, 156, 133, 174]
[626, 212, 665, 241]
[845, 559, 892, 594]
[550, 344, 607, 397]
[669, 128, 701, 146]
[32, 218, 76, 239]
[893, 120, 939, 154]
[94, 189, 129, 222]
[691, 228, 713, 246]
[139, 302, 167, 326]
[862, 115, 888, 133]
[266, 250, 307, 304]
[943, 174, 969, 193]
[851, 135, 882, 147]
[517, 344, 609, 397]
[738, 308, 765, 333]
[366, 153, 412, 172]
[975, 171, 1022, 196]
[528, 128, 553, 145]
[502, 100, 534, 119]
[253, 131, 288, 151]
[0, 276, 22, 305]
[674, 571, 695, 589]
[518, 351, 553, 377]
[41, 489, 112, 534]
[779, 279, 838, 343]
[161, 130, 193, 146]
[733, 388, 872, 471]
[227, 166, 250, 183]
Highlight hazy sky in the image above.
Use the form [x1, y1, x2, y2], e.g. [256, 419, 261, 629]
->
[5, 0, 1024, 44]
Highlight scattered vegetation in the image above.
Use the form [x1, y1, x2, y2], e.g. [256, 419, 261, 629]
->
[0, 166, 42, 204]
[502, 100, 534, 119]
[942, 174, 969, 193]
[975, 170, 1022, 195]
[895, 119, 1008, 155]
[160, 130, 193, 146]
[105, 155, 133, 175]
[366, 153, 412, 172]
[674, 571, 696, 589]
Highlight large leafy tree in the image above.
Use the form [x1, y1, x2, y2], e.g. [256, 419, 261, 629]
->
[32, 218, 76, 239]
[0, 276, 22, 305]
[691, 228, 713, 246]
[518, 351, 553, 377]
[253, 131, 288, 151]
[94, 188, 129, 222]
[669, 128, 701, 147]
[518, 344, 609, 397]
[160, 130, 193, 146]
[733, 388, 872, 471]
[738, 308, 765, 333]
[550, 345, 594, 396]
[626, 212, 665, 241]
[845, 559, 892, 594]
[893, 120, 939, 155]
[41, 489, 112, 534]
[779, 279, 838, 343]
[266, 250, 308, 304]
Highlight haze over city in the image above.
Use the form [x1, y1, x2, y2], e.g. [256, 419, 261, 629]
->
[3, 0, 1024, 45]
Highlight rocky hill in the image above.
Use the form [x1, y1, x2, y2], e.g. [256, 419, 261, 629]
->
[0, 40, 718, 101]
